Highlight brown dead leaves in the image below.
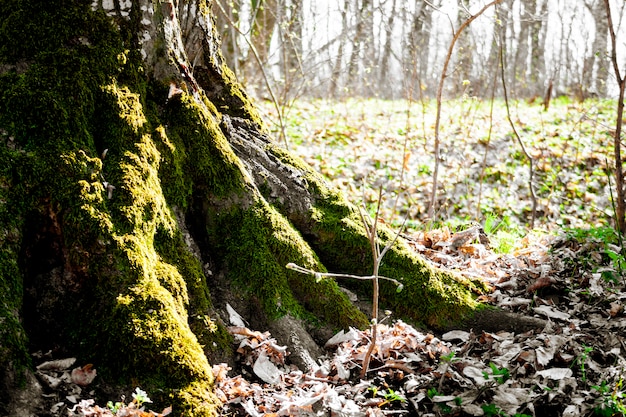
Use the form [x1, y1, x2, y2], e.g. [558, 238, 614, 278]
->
[216, 229, 626, 416]
[215, 320, 453, 416]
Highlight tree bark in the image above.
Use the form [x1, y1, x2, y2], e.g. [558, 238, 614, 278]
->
[0, 1, 483, 415]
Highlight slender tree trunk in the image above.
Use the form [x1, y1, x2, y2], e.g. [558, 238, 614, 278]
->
[277, 0, 304, 100]
[249, 0, 278, 91]
[530, 0, 548, 98]
[586, 0, 609, 97]
[456, 0, 474, 94]
[604, 0, 626, 233]
[513, 0, 533, 96]
[213, 0, 241, 75]
[404, 1, 430, 96]
[378, 0, 398, 97]
[329, 0, 350, 98]
[348, 0, 373, 95]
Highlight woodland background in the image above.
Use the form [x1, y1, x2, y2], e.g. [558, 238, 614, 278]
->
[215, 0, 620, 101]
[212, 0, 626, 231]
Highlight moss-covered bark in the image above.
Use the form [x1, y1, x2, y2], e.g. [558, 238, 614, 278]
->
[0, 0, 485, 415]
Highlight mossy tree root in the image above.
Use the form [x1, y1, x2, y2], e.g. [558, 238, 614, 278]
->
[0, 1, 486, 415]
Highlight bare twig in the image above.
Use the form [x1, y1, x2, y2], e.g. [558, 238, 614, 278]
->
[476, 50, 499, 220]
[428, 0, 502, 220]
[286, 187, 406, 379]
[285, 263, 403, 289]
[498, 34, 537, 227]
[213, 0, 289, 149]
[604, 0, 626, 234]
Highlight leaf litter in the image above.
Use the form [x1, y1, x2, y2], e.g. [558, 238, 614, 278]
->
[215, 228, 626, 416]
[210, 98, 626, 416]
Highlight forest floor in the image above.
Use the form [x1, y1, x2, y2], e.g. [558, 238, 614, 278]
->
[214, 98, 626, 416]
[261, 96, 615, 232]
[215, 225, 626, 416]
[34, 97, 626, 416]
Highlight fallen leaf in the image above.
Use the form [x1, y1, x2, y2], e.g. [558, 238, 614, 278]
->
[71, 364, 97, 386]
[535, 368, 573, 380]
[253, 352, 282, 384]
[36, 358, 76, 371]
[533, 306, 570, 321]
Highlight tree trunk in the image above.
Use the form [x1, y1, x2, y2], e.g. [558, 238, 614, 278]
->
[0, 1, 482, 415]
[378, 0, 398, 97]
[248, 0, 278, 92]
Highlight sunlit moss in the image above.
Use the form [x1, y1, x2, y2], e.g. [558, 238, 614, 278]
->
[0, 1, 224, 413]
[209, 197, 369, 329]
[268, 138, 482, 329]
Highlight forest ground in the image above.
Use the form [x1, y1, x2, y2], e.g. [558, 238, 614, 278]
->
[216, 97, 626, 416]
[263, 96, 615, 233]
[36, 97, 626, 416]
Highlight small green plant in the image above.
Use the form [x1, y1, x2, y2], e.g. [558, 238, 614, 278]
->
[574, 345, 594, 383]
[605, 249, 626, 279]
[565, 225, 626, 284]
[482, 403, 506, 416]
[481, 403, 531, 417]
[427, 387, 440, 398]
[592, 379, 626, 416]
[368, 386, 406, 407]
[381, 388, 406, 405]
[85, 387, 171, 416]
[131, 387, 152, 407]
[483, 363, 510, 384]
[483, 213, 522, 254]
[441, 351, 458, 363]
[106, 400, 124, 414]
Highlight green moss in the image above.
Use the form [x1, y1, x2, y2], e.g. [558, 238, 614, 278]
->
[214, 65, 266, 129]
[210, 199, 368, 329]
[151, 124, 193, 208]
[164, 95, 248, 198]
[0, 148, 30, 376]
[0, 2, 226, 413]
[268, 141, 482, 329]
[155, 228, 234, 358]
[72, 82, 223, 413]
[108, 280, 219, 413]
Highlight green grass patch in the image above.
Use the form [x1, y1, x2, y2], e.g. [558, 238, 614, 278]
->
[260, 98, 619, 232]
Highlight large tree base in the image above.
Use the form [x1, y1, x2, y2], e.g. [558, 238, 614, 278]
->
[0, 1, 489, 414]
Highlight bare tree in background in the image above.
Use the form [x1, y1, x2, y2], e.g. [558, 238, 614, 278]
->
[583, 0, 610, 98]
[213, 1, 618, 103]
[403, 1, 433, 97]
[249, 0, 278, 90]
[329, 0, 350, 98]
[276, 0, 305, 100]
[511, 0, 546, 97]
[529, 0, 549, 99]
[378, 0, 398, 96]
[455, 1, 475, 94]
[347, 0, 375, 95]
[604, 0, 626, 233]
[214, 0, 242, 74]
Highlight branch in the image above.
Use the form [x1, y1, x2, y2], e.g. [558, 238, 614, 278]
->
[498, 35, 537, 227]
[285, 263, 404, 292]
[429, 0, 502, 219]
[213, 0, 289, 148]
[604, 0, 626, 234]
